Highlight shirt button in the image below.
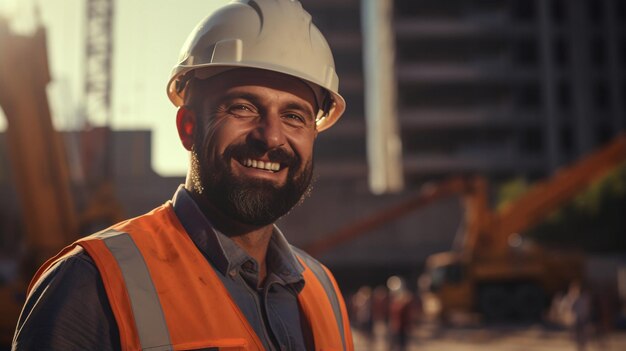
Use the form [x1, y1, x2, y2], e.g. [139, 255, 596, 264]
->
[229, 269, 237, 277]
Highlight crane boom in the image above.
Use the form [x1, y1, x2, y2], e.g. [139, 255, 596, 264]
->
[476, 133, 626, 257]
[304, 177, 470, 256]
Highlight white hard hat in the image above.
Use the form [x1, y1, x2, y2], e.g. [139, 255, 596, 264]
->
[167, 0, 346, 132]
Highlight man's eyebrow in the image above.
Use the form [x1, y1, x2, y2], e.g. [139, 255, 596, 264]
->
[214, 92, 262, 106]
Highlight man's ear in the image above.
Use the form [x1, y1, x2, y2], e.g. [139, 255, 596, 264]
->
[176, 106, 196, 151]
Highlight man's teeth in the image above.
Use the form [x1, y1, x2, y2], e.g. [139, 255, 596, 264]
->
[243, 159, 281, 171]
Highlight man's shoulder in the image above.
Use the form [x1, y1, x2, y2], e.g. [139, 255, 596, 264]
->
[15, 245, 120, 350]
[31, 246, 95, 283]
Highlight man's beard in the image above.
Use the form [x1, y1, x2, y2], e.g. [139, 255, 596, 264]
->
[191, 142, 314, 227]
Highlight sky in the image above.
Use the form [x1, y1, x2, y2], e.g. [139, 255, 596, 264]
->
[0, 0, 230, 176]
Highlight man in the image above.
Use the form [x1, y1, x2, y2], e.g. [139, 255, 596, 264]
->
[12, 0, 353, 350]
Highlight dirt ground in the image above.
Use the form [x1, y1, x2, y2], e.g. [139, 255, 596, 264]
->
[353, 321, 626, 351]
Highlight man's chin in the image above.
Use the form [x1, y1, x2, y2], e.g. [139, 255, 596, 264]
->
[225, 188, 293, 226]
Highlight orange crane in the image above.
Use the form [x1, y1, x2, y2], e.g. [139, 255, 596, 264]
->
[305, 133, 626, 321]
[0, 19, 79, 344]
[304, 177, 470, 257]
[0, 18, 123, 344]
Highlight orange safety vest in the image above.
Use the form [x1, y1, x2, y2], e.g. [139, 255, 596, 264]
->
[29, 203, 354, 351]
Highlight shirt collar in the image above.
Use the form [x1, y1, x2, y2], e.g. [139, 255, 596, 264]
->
[171, 185, 304, 286]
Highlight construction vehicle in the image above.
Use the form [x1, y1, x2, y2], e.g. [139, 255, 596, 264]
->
[421, 135, 626, 321]
[0, 18, 122, 345]
[306, 133, 626, 321]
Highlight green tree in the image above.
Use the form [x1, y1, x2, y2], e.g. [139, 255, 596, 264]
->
[497, 163, 626, 252]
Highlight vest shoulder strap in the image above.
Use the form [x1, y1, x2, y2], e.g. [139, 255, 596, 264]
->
[80, 229, 173, 351]
[292, 247, 353, 351]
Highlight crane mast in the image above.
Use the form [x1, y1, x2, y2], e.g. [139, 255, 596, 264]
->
[84, 0, 114, 127]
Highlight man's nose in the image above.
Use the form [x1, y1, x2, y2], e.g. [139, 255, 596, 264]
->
[249, 113, 287, 150]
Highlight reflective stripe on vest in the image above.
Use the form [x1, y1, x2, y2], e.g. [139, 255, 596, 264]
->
[293, 248, 346, 351]
[99, 230, 173, 351]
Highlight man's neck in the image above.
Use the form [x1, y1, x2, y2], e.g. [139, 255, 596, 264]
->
[209, 210, 275, 284]
[185, 184, 275, 282]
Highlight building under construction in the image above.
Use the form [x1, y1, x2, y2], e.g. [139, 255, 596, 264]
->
[308, 0, 626, 181]
[278, 0, 626, 275]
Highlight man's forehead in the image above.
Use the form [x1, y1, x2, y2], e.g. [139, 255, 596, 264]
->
[191, 68, 321, 109]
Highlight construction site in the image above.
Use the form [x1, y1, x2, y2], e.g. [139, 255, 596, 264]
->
[1, 0, 626, 350]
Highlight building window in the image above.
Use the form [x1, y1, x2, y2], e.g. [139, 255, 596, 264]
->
[521, 127, 543, 154]
[518, 85, 541, 107]
[513, 39, 538, 66]
[590, 36, 607, 68]
[553, 37, 569, 67]
[621, 35, 626, 65]
[550, 0, 567, 24]
[557, 81, 571, 109]
[511, 0, 536, 21]
[595, 123, 613, 144]
[622, 78, 626, 123]
[592, 81, 609, 110]
[617, 0, 626, 22]
[585, 0, 605, 25]
[560, 125, 573, 154]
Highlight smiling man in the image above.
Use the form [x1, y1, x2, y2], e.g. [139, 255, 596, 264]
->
[12, 1, 353, 350]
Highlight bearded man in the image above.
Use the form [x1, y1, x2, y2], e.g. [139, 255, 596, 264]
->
[12, 1, 353, 350]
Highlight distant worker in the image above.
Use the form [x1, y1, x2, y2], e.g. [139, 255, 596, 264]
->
[565, 281, 592, 351]
[12, 1, 353, 350]
[387, 276, 415, 351]
[372, 285, 391, 328]
[351, 286, 374, 337]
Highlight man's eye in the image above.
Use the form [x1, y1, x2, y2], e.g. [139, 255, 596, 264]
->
[284, 113, 306, 124]
[228, 104, 256, 115]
